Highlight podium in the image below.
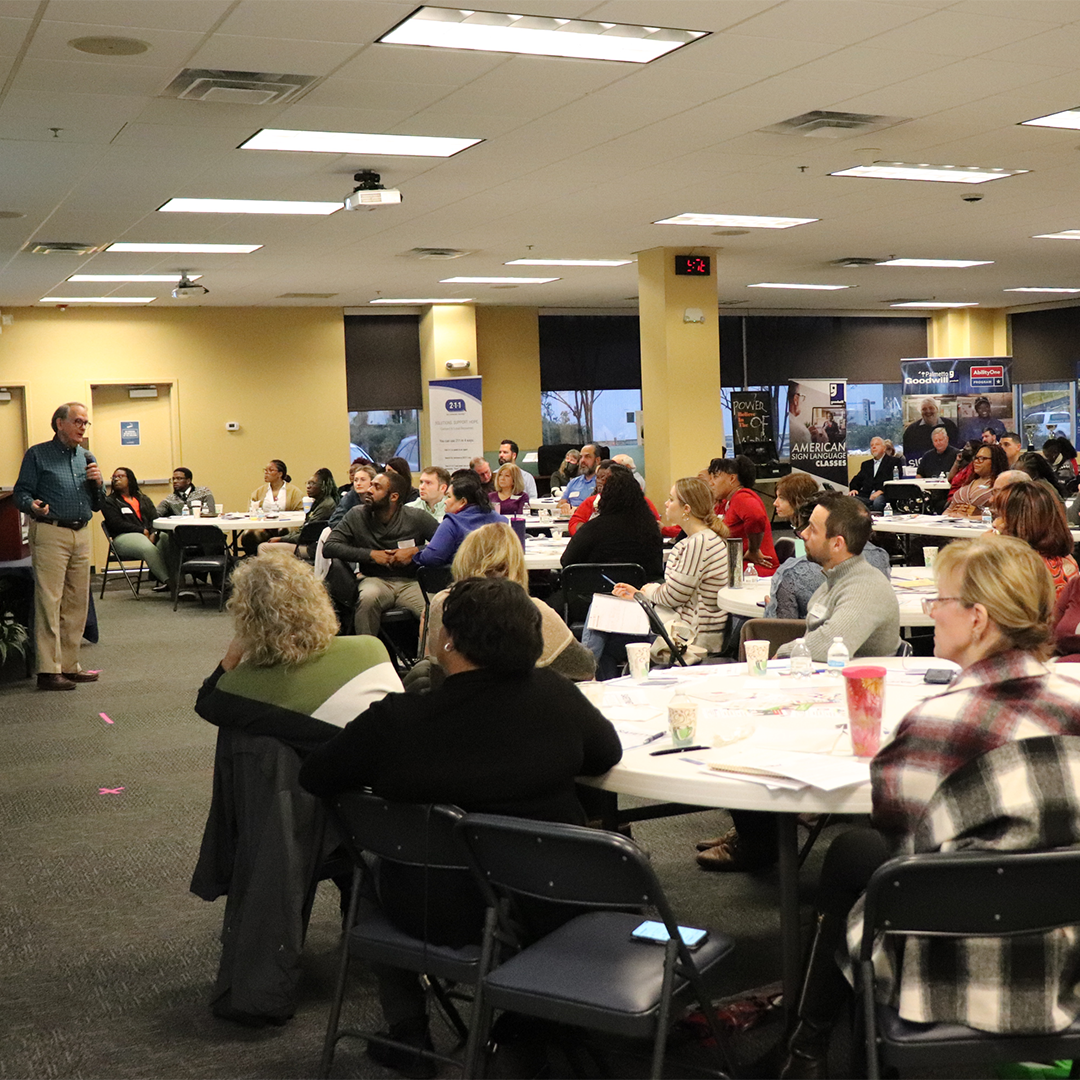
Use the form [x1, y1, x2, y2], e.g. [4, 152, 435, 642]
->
[0, 491, 30, 561]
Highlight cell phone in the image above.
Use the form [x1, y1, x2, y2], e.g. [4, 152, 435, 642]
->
[923, 668, 955, 684]
[630, 919, 708, 949]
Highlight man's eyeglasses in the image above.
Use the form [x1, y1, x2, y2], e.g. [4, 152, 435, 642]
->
[921, 596, 965, 616]
[69, 418, 91, 427]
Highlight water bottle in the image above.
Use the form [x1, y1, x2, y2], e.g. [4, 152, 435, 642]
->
[883, 502, 893, 519]
[981, 506, 992, 527]
[180, 502, 190, 518]
[789, 637, 812, 677]
[826, 635, 849, 675]
[249, 499, 258, 519]
[744, 562, 759, 584]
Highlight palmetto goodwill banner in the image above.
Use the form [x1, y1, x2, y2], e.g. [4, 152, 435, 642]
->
[428, 377, 483, 471]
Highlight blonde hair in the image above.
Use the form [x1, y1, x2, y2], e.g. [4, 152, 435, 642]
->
[494, 462, 525, 495]
[451, 522, 527, 588]
[674, 476, 728, 538]
[227, 549, 338, 666]
[934, 534, 1055, 658]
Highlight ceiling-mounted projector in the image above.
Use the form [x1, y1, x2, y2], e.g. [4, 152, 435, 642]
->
[344, 170, 402, 211]
[173, 272, 208, 299]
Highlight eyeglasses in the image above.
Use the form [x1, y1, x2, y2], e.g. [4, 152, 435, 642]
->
[68, 418, 91, 427]
[974, 454, 993, 461]
[921, 596, 965, 615]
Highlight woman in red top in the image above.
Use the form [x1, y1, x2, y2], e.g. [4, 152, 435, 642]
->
[706, 455, 777, 576]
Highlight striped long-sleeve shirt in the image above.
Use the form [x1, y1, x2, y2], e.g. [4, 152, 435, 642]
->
[641, 529, 728, 639]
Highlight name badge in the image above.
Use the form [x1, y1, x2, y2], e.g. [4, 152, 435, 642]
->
[397, 539, 415, 549]
[121, 507, 134, 514]
[807, 603, 826, 628]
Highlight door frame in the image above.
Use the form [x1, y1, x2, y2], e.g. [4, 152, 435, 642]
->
[85, 379, 181, 486]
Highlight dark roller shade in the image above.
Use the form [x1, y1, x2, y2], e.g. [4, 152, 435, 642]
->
[539, 315, 641, 391]
[344, 314, 422, 410]
[1010, 305, 1080, 381]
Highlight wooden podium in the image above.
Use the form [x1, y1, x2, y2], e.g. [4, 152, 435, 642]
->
[0, 491, 30, 561]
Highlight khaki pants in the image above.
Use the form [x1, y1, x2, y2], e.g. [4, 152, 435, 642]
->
[354, 577, 424, 637]
[29, 519, 91, 675]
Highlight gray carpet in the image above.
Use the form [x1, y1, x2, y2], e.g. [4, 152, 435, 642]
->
[0, 584, 978, 1079]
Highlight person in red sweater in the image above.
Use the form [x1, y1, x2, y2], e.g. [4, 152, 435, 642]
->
[706, 455, 777, 576]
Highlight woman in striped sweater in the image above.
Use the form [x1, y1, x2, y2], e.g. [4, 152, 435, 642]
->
[583, 476, 729, 679]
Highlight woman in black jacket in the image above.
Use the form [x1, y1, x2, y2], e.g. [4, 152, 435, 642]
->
[101, 467, 170, 586]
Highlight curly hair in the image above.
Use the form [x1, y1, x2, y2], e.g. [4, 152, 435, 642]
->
[597, 466, 654, 529]
[452, 522, 527, 587]
[227, 549, 338, 666]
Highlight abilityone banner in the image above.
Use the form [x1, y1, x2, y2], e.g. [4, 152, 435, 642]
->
[786, 379, 848, 486]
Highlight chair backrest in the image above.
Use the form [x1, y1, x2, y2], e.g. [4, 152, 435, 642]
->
[561, 562, 646, 627]
[862, 847, 1080, 961]
[172, 523, 227, 552]
[417, 564, 453, 602]
[297, 518, 328, 546]
[887, 483, 929, 514]
[738, 618, 806, 662]
[328, 791, 468, 872]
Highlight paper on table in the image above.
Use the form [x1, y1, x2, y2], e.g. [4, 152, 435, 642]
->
[606, 688, 652, 706]
[585, 592, 650, 635]
[616, 726, 666, 750]
[604, 706, 666, 723]
[704, 747, 870, 791]
[746, 723, 846, 754]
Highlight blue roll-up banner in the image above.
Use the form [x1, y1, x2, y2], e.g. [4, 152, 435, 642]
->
[428, 377, 483, 470]
[900, 358, 1013, 464]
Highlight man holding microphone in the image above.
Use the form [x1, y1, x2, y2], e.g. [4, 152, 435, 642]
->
[14, 402, 105, 690]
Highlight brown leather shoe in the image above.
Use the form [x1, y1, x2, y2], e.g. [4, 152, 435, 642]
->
[38, 673, 76, 691]
[61, 670, 99, 682]
[696, 826, 738, 851]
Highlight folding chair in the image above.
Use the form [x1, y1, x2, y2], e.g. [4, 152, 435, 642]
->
[170, 524, 231, 611]
[99, 521, 145, 599]
[319, 793, 481, 1079]
[633, 591, 689, 667]
[459, 814, 737, 1079]
[560, 562, 646, 639]
[737, 617, 807, 662]
[859, 848, 1080, 1080]
[417, 564, 453, 656]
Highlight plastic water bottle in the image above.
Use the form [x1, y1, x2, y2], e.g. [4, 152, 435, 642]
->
[883, 502, 893, 519]
[981, 506, 992, 527]
[249, 499, 258, 519]
[180, 502, 190, 518]
[826, 636, 849, 675]
[789, 637, 812, 677]
[744, 562, 759, 584]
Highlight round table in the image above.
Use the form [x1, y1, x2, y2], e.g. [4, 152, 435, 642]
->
[523, 535, 569, 570]
[873, 514, 1080, 544]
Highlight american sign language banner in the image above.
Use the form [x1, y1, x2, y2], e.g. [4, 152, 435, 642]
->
[786, 379, 848, 486]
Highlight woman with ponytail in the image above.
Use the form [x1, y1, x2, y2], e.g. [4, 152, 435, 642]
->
[583, 476, 730, 679]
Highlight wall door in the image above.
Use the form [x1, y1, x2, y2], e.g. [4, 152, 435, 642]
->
[0, 386, 28, 489]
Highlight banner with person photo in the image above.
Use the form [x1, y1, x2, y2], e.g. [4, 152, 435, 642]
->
[786, 380, 848, 486]
[899, 358, 1013, 465]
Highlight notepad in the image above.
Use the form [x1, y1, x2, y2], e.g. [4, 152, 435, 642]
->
[585, 592, 650, 635]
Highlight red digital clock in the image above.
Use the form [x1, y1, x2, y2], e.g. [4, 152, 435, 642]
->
[675, 255, 710, 276]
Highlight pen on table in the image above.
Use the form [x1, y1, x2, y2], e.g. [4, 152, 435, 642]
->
[641, 731, 665, 746]
[651, 744, 709, 756]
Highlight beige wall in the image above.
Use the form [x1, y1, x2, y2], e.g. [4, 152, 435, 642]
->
[0, 307, 349, 517]
[476, 306, 541, 453]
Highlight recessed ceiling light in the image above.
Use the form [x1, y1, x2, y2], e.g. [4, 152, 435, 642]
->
[69, 36, 149, 56]
[1004, 286, 1080, 293]
[877, 258, 992, 268]
[831, 162, 1026, 184]
[1033, 230, 1080, 241]
[653, 213, 818, 229]
[105, 242, 262, 254]
[377, 6, 707, 64]
[747, 282, 852, 291]
[888, 301, 979, 309]
[369, 297, 475, 304]
[41, 296, 156, 304]
[439, 276, 559, 284]
[158, 197, 340, 215]
[504, 258, 632, 267]
[240, 128, 481, 157]
[68, 274, 200, 282]
[1020, 108, 1080, 131]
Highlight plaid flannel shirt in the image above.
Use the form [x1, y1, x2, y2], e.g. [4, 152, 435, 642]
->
[846, 653, 1080, 1033]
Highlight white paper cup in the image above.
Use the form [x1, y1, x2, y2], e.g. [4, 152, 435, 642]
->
[745, 639, 769, 677]
[923, 546, 939, 570]
[578, 681, 606, 707]
[625, 642, 651, 681]
[191, 503, 202, 518]
[215, 503, 224, 516]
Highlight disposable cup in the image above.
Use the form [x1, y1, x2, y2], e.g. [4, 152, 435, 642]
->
[745, 639, 769, 677]
[191, 503, 201, 518]
[668, 699, 698, 747]
[923, 546, 939, 571]
[625, 642, 651, 681]
[578, 681, 606, 708]
[215, 503, 224, 516]
[843, 666, 887, 757]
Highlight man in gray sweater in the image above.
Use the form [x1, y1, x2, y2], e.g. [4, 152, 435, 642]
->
[323, 470, 437, 636]
[776, 493, 900, 662]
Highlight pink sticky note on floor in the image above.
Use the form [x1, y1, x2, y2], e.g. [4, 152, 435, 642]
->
[99, 786, 125, 795]
[99, 713, 113, 724]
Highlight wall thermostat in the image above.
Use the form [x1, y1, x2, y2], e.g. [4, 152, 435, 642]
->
[225, 421, 240, 431]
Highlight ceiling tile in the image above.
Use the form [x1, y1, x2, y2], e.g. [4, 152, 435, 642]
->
[216, 0, 411, 43]
[331, 42, 510, 84]
[12, 57, 172, 96]
[268, 101, 431, 133]
[861, 8, 1054, 56]
[187, 33, 362, 75]
[0, 14, 30, 54]
[731, 0, 929, 45]
[299, 76, 457, 113]
[29, 19, 205, 66]
[41, 1, 233, 32]
[947, 0, 1080, 22]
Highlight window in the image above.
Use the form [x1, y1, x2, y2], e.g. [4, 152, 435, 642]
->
[541, 389, 641, 447]
[348, 409, 420, 471]
[1017, 381, 1075, 447]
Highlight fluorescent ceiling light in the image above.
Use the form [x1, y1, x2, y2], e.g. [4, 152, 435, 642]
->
[877, 258, 992, 268]
[1021, 108, 1080, 130]
[68, 274, 200, 282]
[369, 298, 475, 304]
[889, 301, 979, 309]
[747, 282, 852, 291]
[1004, 286, 1080, 294]
[41, 296, 155, 304]
[241, 128, 481, 157]
[158, 197, 340, 215]
[831, 162, 1026, 184]
[377, 6, 706, 64]
[653, 213, 817, 229]
[440, 276, 559, 284]
[106, 242, 262, 254]
[1033, 230, 1080, 241]
[504, 258, 632, 267]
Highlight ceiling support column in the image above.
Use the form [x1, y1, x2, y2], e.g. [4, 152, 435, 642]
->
[928, 308, 1008, 357]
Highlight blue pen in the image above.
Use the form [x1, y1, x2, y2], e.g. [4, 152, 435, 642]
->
[641, 731, 664, 746]
[600, 573, 618, 591]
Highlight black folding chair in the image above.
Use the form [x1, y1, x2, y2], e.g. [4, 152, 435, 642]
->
[859, 848, 1080, 1079]
[294, 517, 329, 561]
[459, 813, 737, 1079]
[99, 521, 145, 599]
[170, 524, 231, 611]
[417, 564, 453, 656]
[560, 562, 646, 639]
[319, 793, 481, 1079]
[634, 592, 689, 667]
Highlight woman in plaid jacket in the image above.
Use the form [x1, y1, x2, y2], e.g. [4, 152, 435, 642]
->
[782, 535, 1080, 1079]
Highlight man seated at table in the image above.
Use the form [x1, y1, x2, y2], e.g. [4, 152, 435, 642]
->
[567, 460, 662, 535]
[498, 439, 538, 499]
[849, 436, 897, 512]
[405, 466, 450, 522]
[1000, 430, 1024, 468]
[557, 443, 599, 511]
[469, 456, 495, 495]
[156, 467, 216, 517]
[916, 425, 959, 479]
[322, 470, 437, 637]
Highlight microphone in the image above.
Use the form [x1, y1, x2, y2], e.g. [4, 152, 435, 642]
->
[83, 450, 101, 486]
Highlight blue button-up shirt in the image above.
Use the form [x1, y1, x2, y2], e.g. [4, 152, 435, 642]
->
[14, 436, 105, 523]
[562, 472, 597, 508]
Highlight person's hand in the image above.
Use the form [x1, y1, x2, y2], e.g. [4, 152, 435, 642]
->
[871, 490, 883, 500]
[86, 460, 103, 485]
[220, 636, 246, 672]
[557, 500, 571, 516]
[369, 549, 394, 566]
[30, 499, 49, 518]
[391, 546, 418, 564]
[748, 550, 775, 568]
[612, 583, 639, 599]
[267, 537, 283, 543]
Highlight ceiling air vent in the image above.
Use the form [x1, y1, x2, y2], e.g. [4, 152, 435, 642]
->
[831, 257, 880, 267]
[24, 241, 97, 254]
[760, 111, 910, 139]
[718, 299, 750, 307]
[278, 292, 338, 299]
[402, 247, 473, 260]
[161, 69, 318, 106]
